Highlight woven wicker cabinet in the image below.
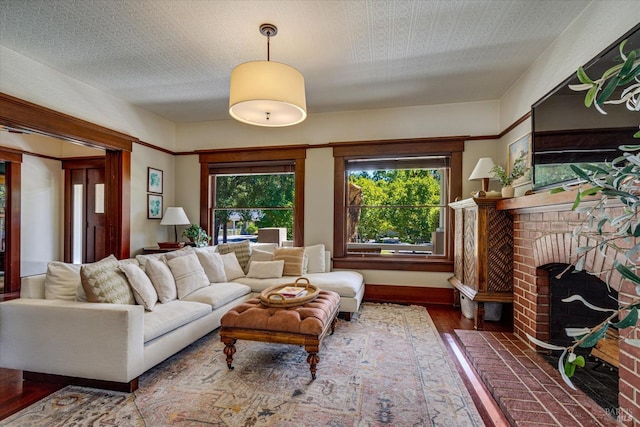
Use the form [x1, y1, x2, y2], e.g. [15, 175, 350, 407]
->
[448, 197, 513, 330]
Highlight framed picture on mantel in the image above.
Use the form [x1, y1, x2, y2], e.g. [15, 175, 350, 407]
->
[508, 133, 532, 187]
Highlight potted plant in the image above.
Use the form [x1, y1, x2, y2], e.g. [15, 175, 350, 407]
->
[490, 155, 529, 197]
[182, 224, 211, 247]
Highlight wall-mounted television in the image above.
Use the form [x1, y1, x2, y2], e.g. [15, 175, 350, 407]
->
[532, 23, 640, 191]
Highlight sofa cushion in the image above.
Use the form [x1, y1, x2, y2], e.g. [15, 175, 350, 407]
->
[135, 252, 166, 271]
[220, 252, 245, 281]
[145, 257, 177, 303]
[193, 248, 227, 283]
[217, 240, 251, 272]
[304, 244, 326, 274]
[143, 300, 212, 343]
[44, 261, 81, 301]
[273, 247, 305, 276]
[166, 252, 210, 299]
[80, 255, 135, 305]
[246, 260, 285, 279]
[182, 282, 252, 310]
[119, 263, 158, 311]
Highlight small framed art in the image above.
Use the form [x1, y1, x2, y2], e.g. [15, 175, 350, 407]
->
[508, 133, 532, 187]
[148, 194, 163, 219]
[148, 167, 163, 194]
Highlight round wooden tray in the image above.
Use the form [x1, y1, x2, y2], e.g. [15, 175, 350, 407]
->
[259, 277, 320, 308]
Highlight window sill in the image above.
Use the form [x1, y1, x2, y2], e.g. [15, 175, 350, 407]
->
[333, 255, 453, 272]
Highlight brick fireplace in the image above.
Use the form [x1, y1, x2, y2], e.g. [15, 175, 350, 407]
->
[501, 192, 640, 424]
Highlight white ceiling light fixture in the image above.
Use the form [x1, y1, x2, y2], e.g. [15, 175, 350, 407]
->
[229, 23, 307, 127]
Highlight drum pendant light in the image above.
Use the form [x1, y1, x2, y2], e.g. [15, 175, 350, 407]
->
[229, 23, 307, 127]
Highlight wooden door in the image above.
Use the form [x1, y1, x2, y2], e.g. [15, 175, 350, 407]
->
[64, 159, 106, 263]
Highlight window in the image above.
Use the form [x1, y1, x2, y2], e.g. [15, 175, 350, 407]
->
[212, 171, 295, 244]
[199, 147, 306, 247]
[333, 138, 463, 271]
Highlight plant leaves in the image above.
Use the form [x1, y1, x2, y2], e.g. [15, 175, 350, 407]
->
[624, 338, 640, 347]
[615, 261, 640, 285]
[585, 84, 598, 108]
[558, 350, 577, 390]
[576, 66, 594, 84]
[525, 333, 566, 350]
[573, 355, 586, 368]
[565, 327, 591, 337]
[578, 324, 609, 348]
[610, 306, 638, 328]
[564, 360, 576, 377]
[596, 75, 621, 105]
[562, 294, 616, 312]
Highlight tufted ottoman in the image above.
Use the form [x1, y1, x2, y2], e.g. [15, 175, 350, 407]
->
[219, 290, 340, 380]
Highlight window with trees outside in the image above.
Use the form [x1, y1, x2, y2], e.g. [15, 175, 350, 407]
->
[333, 138, 463, 272]
[199, 147, 306, 247]
[212, 171, 294, 244]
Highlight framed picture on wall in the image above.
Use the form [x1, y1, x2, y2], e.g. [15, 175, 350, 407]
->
[508, 133, 532, 187]
[148, 194, 163, 219]
[148, 167, 163, 194]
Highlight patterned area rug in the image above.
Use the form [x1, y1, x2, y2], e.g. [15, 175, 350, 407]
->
[1, 303, 484, 426]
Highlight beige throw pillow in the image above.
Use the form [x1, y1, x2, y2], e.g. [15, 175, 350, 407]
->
[119, 263, 158, 310]
[44, 261, 81, 300]
[193, 248, 227, 283]
[247, 248, 274, 270]
[273, 247, 305, 276]
[145, 257, 177, 303]
[80, 255, 135, 305]
[166, 252, 210, 299]
[220, 252, 246, 281]
[217, 240, 251, 272]
[246, 260, 285, 279]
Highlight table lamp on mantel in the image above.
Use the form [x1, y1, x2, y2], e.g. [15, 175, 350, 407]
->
[469, 157, 496, 197]
[158, 207, 190, 249]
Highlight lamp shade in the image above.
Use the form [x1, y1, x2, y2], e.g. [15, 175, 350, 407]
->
[229, 60, 307, 127]
[469, 158, 496, 181]
[160, 207, 190, 226]
[469, 157, 496, 193]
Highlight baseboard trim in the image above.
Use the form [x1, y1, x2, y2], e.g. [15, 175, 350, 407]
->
[23, 371, 138, 392]
[364, 284, 454, 306]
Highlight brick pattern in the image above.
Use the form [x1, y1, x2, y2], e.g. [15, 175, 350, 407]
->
[457, 330, 617, 426]
[512, 205, 640, 426]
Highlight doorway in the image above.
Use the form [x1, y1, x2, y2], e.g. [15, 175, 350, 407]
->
[64, 159, 106, 263]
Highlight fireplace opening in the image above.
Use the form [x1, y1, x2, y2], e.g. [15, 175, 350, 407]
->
[543, 263, 619, 412]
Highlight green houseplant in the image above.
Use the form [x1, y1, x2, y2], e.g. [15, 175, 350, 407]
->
[490, 155, 529, 197]
[182, 224, 211, 247]
[528, 40, 640, 389]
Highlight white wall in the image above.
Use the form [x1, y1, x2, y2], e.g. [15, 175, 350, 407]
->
[20, 156, 62, 276]
[130, 144, 177, 252]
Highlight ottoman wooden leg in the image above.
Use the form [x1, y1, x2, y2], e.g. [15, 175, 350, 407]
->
[222, 337, 237, 370]
[306, 352, 320, 380]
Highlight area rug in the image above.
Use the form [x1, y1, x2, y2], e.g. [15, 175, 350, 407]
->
[1, 303, 484, 426]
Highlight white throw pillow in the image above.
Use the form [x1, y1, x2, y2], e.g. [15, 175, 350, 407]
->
[119, 263, 158, 310]
[135, 252, 165, 271]
[220, 252, 246, 281]
[247, 248, 274, 270]
[166, 252, 210, 299]
[44, 261, 81, 300]
[193, 249, 227, 283]
[304, 244, 326, 274]
[246, 260, 285, 279]
[145, 257, 177, 303]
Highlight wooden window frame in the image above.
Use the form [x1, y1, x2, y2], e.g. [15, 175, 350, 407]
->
[199, 146, 306, 247]
[332, 137, 464, 272]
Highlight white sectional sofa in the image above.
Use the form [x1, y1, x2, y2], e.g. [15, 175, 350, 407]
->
[0, 243, 364, 391]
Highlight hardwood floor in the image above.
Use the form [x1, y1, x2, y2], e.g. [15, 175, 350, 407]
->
[0, 303, 513, 424]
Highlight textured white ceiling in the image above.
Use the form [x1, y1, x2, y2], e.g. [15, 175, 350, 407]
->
[0, 0, 591, 123]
